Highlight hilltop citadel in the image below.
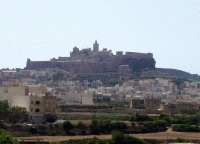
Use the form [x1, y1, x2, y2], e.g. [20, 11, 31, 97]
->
[26, 40, 156, 74]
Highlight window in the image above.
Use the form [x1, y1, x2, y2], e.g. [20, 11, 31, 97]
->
[35, 101, 40, 105]
[35, 109, 40, 112]
[31, 109, 33, 111]
[31, 101, 33, 104]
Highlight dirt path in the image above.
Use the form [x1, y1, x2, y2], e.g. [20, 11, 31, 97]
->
[17, 131, 200, 143]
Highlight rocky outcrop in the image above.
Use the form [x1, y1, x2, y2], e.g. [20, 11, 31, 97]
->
[157, 68, 200, 81]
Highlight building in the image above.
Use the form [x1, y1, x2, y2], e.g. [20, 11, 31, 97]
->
[25, 41, 155, 74]
[64, 90, 82, 104]
[81, 90, 94, 105]
[0, 86, 26, 104]
[144, 96, 161, 110]
[26, 85, 47, 95]
[29, 92, 56, 124]
[130, 98, 145, 109]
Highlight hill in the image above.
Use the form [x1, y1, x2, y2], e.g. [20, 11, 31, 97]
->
[156, 68, 200, 81]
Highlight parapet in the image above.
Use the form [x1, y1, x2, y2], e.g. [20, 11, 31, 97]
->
[116, 51, 123, 55]
[103, 48, 107, 51]
[125, 52, 153, 58]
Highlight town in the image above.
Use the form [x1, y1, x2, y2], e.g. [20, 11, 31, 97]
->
[0, 41, 200, 143]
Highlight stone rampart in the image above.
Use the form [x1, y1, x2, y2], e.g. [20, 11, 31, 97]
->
[25, 45, 155, 73]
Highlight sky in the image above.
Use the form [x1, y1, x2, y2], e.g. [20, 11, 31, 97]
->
[0, 0, 200, 74]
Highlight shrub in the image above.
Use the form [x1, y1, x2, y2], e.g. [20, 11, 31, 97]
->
[159, 114, 172, 125]
[172, 124, 200, 132]
[112, 131, 125, 144]
[11, 132, 31, 137]
[0, 129, 19, 144]
[28, 127, 37, 134]
[129, 115, 136, 121]
[112, 131, 147, 144]
[135, 114, 154, 122]
[111, 122, 127, 130]
[175, 138, 187, 143]
[63, 121, 73, 134]
[77, 121, 87, 129]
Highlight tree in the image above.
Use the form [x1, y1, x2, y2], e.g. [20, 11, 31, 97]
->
[111, 122, 127, 130]
[135, 114, 154, 122]
[53, 72, 65, 81]
[159, 114, 172, 125]
[112, 131, 147, 144]
[0, 100, 9, 121]
[43, 114, 57, 123]
[15, 68, 21, 73]
[124, 135, 147, 144]
[9, 106, 27, 123]
[63, 121, 73, 134]
[0, 129, 19, 144]
[107, 78, 118, 86]
[112, 131, 125, 144]
[129, 115, 136, 121]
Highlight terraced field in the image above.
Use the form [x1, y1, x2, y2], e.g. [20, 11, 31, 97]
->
[17, 130, 200, 143]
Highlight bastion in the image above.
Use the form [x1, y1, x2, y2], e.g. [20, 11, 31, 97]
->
[25, 41, 156, 74]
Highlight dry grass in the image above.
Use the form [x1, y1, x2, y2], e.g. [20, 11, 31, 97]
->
[17, 131, 200, 143]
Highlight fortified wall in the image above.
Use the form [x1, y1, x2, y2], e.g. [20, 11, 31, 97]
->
[25, 41, 156, 73]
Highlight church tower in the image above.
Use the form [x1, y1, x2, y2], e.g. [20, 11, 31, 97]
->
[93, 40, 99, 52]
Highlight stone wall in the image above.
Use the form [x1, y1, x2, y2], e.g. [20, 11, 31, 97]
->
[26, 57, 156, 73]
[25, 47, 156, 73]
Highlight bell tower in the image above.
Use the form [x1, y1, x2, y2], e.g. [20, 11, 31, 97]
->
[93, 40, 99, 52]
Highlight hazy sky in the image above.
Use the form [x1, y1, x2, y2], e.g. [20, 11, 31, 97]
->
[0, 0, 200, 74]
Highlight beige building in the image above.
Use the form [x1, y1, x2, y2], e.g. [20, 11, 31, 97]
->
[0, 86, 26, 103]
[26, 85, 47, 95]
[161, 102, 197, 114]
[81, 90, 94, 105]
[64, 90, 82, 104]
[144, 97, 161, 110]
[30, 92, 56, 124]
[0, 86, 26, 96]
[1, 70, 17, 76]
[10, 95, 30, 112]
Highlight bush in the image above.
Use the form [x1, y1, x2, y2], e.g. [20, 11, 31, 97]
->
[47, 131, 57, 136]
[11, 132, 31, 137]
[77, 121, 87, 129]
[159, 114, 172, 125]
[63, 121, 73, 134]
[0, 129, 19, 144]
[172, 124, 200, 132]
[129, 115, 136, 121]
[175, 138, 187, 143]
[90, 119, 128, 135]
[56, 131, 147, 144]
[135, 114, 154, 122]
[112, 131, 147, 144]
[28, 127, 37, 134]
[139, 120, 167, 132]
[111, 122, 127, 130]
[112, 131, 125, 144]
[90, 119, 112, 134]
[124, 135, 147, 144]
[172, 116, 200, 125]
